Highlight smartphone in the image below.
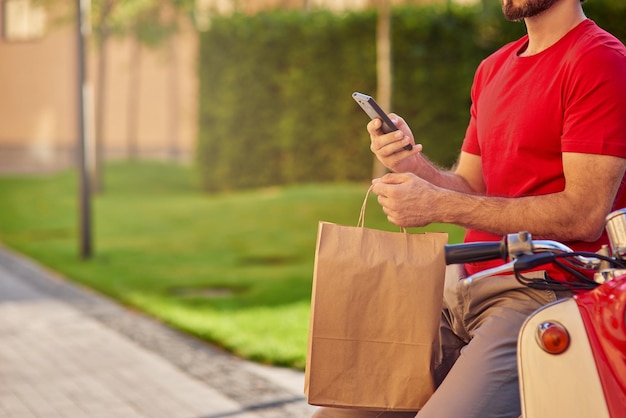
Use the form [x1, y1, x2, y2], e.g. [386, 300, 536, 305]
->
[352, 92, 412, 151]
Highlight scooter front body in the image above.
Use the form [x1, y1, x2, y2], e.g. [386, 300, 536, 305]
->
[517, 275, 626, 417]
[575, 273, 626, 416]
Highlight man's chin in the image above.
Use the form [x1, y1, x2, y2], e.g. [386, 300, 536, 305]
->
[502, 0, 560, 22]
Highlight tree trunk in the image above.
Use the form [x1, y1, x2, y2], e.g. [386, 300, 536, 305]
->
[93, 0, 112, 192]
[372, 0, 392, 179]
[167, 36, 180, 161]
[126, 33, 141, 160]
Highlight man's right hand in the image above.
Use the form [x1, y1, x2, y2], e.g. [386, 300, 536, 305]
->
[367, 114, 421, 174]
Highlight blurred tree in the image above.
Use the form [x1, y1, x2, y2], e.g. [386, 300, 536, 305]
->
[41, 0, 195, 191]
[92, 0, 195, 189]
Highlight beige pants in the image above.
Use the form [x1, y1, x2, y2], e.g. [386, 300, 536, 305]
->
[311, 265, 570, 418]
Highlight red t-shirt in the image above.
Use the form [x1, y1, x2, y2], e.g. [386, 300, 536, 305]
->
[461, 20, 626, 277]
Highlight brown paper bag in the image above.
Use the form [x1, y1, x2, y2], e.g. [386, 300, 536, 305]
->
[304, 192, 448, 411]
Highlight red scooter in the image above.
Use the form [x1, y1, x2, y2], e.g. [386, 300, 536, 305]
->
[444, 209, 626, 418]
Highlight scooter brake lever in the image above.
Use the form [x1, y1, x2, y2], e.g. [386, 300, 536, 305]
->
[462, 261, 516, 285]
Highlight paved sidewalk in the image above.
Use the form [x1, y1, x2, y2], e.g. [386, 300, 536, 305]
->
[0, 246, 318, 417]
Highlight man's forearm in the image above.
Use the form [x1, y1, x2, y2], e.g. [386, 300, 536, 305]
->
[436, 189, 605, 242]
[435, 153, 626, 241]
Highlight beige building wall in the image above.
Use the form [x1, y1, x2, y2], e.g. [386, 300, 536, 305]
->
[0, 5, 77, 173]
[0, 1, 198, 174]
[94, 25, 198, 162]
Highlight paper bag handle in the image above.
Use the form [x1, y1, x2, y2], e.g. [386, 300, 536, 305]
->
[358, 185, 406, 233]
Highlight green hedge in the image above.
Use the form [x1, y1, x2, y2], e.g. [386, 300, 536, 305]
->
[197, 3, 626, 192]
[198, 10, 377, 191]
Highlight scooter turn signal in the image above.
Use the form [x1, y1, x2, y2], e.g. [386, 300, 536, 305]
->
[536, 321, 570, 354]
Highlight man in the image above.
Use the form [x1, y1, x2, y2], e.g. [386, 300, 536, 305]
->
[312, 0, 626, 417]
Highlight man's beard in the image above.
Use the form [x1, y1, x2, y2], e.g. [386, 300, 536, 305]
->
[501, 0, 560, 22]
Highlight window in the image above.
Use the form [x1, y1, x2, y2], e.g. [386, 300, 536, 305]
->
[3, 0, 46, 41]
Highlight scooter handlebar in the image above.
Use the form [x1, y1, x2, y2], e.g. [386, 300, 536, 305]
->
[444, 239, 508, 265]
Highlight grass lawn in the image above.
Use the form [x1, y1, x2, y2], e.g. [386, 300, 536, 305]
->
[0, 162, 465, 369]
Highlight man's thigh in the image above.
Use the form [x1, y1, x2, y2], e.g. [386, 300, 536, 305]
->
[417, 305, 536, 418]
[311, 407, 417, 418]
[419, 271, 562, 418]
